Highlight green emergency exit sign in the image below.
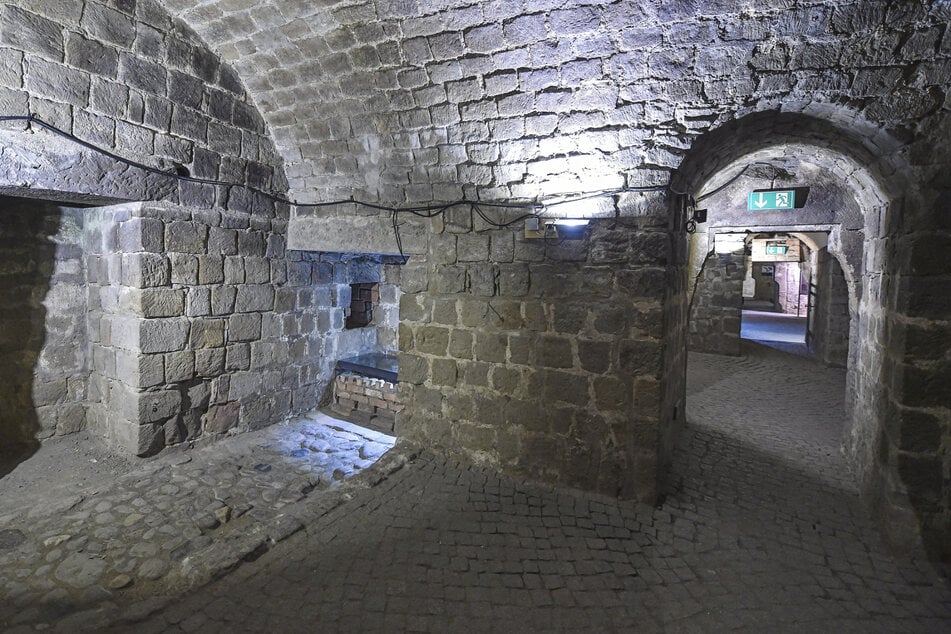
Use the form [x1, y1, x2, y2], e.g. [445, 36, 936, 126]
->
[747, 190, 796, 210]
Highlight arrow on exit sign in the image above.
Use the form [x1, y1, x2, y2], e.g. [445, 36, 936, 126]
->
[747, 190, 796, 210]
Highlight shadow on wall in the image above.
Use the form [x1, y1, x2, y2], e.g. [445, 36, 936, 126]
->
[0, 201, 59, 478]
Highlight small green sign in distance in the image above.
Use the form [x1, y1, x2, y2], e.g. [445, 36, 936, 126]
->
[747, 190, 796, 210]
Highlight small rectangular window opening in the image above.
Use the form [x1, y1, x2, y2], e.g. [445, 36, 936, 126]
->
[345, 282, 378, 329]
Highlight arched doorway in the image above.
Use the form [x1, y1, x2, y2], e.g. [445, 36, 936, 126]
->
[667, 110, 938, 555]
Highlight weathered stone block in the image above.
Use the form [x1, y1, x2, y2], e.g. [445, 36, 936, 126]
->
[398, 352, 428, 385]
[190, 319, 225, 349]
[223, 256, 245, 284]
[197, 255, 224, 284]
[238, 231, 267, 256]
[244, 257, 271, 284]
[169, 253, 198, 285]
[431, 358, 458, 386]
[204, 402, 240, 434]
[211, 286, 237, 315]
[474, 332, 507, 363]
[56, 404, 86, 435]
[521, 302, 547, 331]
[234, 285, 275, 312]
[165, 221, 208, 254]
[435, 265, 467, 293]
[400, 263, 429, 293]
[195, 348, 225, 377]
[505, 398, 549, 433]
[416, 325, 450, 355]
[536, 335, 574, 369]
[618, 339, 662, 374]
[32, 379, 68, 407]
[138, 389, 182, 424]
[448, 329, 473, 360]
[508, 333, 533, 365]
[468, 263, 497, 297]
[119, 217, 164, 253]
[228, 313, 262, 342]
[579, 340, 612, 373]
[208, 227, 238, 255]
[140, 318, 189, 354]
[110, 418, 164, 457]
[185, 287, 211, 317]
[620, 265, 669, 300]
[127, 288, 185, 318]
[122, 253, 170, 288]
[498, 264, 529, 296]
[1, 6, 64, 61]
[399, 294, 428, 323]
[594, 376, 632, 412]
[226, 343, 251, 371]
[457, 234, 490, 261]
[164, 350, 195, 382]
[84, 2, 135, 48]
[594, 307, 628, 335]
[490, 232, 515, 263]
[490, 366, 521, 395]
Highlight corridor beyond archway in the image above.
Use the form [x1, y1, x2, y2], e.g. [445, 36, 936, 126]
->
[687, 342, 851, 492]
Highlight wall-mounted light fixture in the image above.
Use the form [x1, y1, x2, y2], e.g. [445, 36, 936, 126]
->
[549, 218, 589, 240]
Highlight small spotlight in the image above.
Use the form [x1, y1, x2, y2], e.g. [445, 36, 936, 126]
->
[549, 218, 589, 240]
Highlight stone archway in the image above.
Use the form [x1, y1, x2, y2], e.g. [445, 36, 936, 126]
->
[668, 109, 931, 553]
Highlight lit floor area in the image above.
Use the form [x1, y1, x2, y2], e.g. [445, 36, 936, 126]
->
[741, 309, 807, 343]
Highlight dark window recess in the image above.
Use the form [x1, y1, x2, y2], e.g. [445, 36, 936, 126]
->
[345, 282, 378, 329]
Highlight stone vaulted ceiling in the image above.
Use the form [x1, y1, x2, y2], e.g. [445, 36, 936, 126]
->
[158, 0, 951, 210]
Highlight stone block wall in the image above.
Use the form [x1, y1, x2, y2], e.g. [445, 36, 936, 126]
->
[688, 253, 745, 356]
[84, 201, 297, 454]
[398, 213, 674, 501]
[881, 219, 951, 561]
[0, 0, 283, 205]
[0, 197, 88, 444]
[812, 248, 850, 367]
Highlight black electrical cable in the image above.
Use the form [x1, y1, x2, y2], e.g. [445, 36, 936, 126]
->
[1, 113, 675, 259]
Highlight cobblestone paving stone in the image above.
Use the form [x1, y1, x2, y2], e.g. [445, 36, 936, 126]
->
[95, 342, 950, 633]
[0, 412, 396, 632]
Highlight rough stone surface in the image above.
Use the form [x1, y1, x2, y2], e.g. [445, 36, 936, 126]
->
[0, 198, 88, 444]
[689, 253, 745, 356]
[0, 0, 946, 562]
[399, 216, 671, 502]
[0, 410, 396, 631]
[95, 344, 951, 633]
[0, 0, 283, 208]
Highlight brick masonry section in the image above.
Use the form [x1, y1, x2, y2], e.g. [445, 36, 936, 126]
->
[332, 372, 402, 435]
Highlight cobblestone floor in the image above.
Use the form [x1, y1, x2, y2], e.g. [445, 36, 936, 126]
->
[0, 412, 397, 632]
[93, 342, 948, 633]
[4, 344, 951, 633]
